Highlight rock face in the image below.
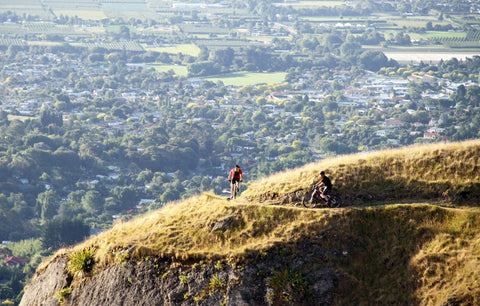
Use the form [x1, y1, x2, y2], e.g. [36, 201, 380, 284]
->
[19, 257, 71, 306]
[21, 250, 339, 306]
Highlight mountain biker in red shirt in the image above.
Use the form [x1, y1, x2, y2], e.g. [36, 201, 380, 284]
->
[314, 171, 332, 203]
[228, 165, 243, 199]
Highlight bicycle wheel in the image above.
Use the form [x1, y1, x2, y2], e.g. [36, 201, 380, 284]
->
[328, 195, 341, 208]
[303, 196, 317, 208]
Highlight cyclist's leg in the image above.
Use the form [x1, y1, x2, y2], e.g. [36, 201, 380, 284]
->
[321, 187, 331, 202]
[230, 181, 235, 199]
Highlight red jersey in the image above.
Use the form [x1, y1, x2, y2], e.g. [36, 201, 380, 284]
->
[229, 168, 242, 179]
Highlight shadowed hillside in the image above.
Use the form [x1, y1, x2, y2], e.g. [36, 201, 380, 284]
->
[20, 140, 480, 305]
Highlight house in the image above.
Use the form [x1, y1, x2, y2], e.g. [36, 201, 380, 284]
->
[4, 256, 27, 267]
[427, 127, 445, 133]
[385, 119, 404, 128]
[138, 199, 154, 206]
[423, 132, 439, 140]
[337, 101, 359, 107]
[375, 129, 391, 137]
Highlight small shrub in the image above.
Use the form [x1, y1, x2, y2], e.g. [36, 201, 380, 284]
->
[55, 287, 72, 305]
[215, 260, 224, 270]
[208, 273, 225, 293]
[66, 246, 96, 277]
[267, 267, 308, 305]
[179, 275, 188, 285]
[195, 273, 226, 301]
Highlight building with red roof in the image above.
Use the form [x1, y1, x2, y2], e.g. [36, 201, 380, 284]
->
[4, 256, 28, 267]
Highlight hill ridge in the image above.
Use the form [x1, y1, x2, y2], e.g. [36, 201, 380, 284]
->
[243, 139, 480, 206]
[20, 140, 480, 305]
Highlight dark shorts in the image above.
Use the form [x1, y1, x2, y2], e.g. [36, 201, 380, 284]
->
[231, 177, 240, 184]
[321, 187, 331, 194]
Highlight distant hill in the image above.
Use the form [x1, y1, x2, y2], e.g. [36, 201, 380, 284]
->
[21, 140, 480, 305]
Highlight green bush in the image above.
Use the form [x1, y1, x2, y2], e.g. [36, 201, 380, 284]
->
[55, 287, 72, 305]
[66, 247, 96, 277]
[267, 267, 308, 304]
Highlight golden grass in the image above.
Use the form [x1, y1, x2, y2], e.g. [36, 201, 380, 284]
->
[64, 194, 338, 269]
[242, 140, 480, 205]
[33, 140, 480, 304]
[411, 208, 480, 305]
[39, 201, 480, 305]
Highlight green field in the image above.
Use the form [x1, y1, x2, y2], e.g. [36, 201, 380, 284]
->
[54, 10, 107, 20]
[203, 72, 287, 86]
[8, 114, 37, 122]
[145, 44, 201, 57]
[148, 65, 287, 86]
[149, 64, 189, 76]
[421, 31, 467, 39]
[273, 1, 346, 8]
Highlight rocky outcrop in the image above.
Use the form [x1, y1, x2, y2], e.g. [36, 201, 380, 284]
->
[19, 257, 71, 306]
[21, 247, 340, 306]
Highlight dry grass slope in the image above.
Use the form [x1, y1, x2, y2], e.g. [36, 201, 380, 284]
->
[35, 140, 480, 305]
[242, 139, 480, 205]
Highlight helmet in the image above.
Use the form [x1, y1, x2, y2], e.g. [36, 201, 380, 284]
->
[319, 171, 325, 175]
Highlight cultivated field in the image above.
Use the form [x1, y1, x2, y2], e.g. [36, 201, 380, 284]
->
[385, 51, 480, 63]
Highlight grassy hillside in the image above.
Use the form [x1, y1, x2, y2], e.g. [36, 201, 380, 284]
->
[35, 140, 480, 305]
[243, 140, 480, 205]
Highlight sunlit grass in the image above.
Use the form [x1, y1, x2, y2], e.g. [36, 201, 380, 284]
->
[242, 140, 480, 204]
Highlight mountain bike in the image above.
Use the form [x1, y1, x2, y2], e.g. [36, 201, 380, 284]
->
[302, 185, 341, 208]
[228, 180, 241, 200]
[233, 180, 240, 199]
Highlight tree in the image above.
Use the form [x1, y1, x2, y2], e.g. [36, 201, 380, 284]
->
[37, 190, 59, 221]
[394, 32, 411, 45]
[119, 25, 130, 39]
[252, 111, 266, 124]
[41, 217, 89, 250]
[40, 108, 63, 128]
[214, 48, 235, 67]
[359, 50, 389, 72]
[111, 186, 138, 211]
[466, 85, 480, 107]
[81, 190, 104, 215]
[455, 84, 466, 102]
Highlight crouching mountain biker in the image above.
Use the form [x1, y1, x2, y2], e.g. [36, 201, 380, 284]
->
[312, 171, 332, 204]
